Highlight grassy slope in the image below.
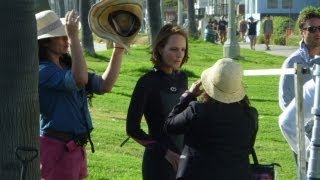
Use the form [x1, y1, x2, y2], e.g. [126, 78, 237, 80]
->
[85, 40, 296, 179]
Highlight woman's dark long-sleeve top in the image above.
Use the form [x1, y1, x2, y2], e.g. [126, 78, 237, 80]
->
[164, 93, 258, 180]
[126, 68, 188, 156]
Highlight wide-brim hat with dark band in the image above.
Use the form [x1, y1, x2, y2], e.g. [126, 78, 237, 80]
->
[88, 0, 143, 50]
[36, 10, 67, 40]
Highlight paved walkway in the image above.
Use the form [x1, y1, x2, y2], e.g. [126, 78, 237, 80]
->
[238, 42, 297, 57]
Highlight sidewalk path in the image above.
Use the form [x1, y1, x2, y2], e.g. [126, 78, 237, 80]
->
[238, 42, 297, 58]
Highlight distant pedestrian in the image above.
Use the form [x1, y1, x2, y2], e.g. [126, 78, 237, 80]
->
[205, 20, 215, 43]
[262, 15, 273, 50]
[247, 17, 259, 50]
[239, 16, 248, 42]
[218, 16, 228, 45]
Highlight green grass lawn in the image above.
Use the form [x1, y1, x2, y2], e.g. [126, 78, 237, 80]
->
[84, 40, 296, 179]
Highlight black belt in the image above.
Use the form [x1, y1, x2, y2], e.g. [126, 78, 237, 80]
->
[44, 128, 94, 152]
[44, 129, 88, 146]
[44, 128, 74, 142]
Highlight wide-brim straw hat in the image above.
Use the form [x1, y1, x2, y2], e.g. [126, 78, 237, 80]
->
[88, 0, 143, 50]
[201, 58, 245, 104]
[36, 10, 67, 40]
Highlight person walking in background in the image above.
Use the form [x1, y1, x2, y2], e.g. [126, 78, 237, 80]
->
[247, 17, 259, 50]
[212, 18, 219, 42]
[218, 16, 228, 45]
[262, 15, 273, 50]
[164, 58, 258, 180]
[37, 10, 125, 179]
[126, 24, 189, 180]
[279, 6, 320, 168]
[205, 19, 215, 43]
[239, 16, 248, 42]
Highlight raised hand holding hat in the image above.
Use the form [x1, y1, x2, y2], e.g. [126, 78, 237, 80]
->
[88, 0, 143, 50]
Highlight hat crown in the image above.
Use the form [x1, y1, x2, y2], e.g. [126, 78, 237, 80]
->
[89, 0, 143, 50]
[36, 10, 66, 39]
[201, 58, 245, 103]
[213, 59, 242, 93]
[108, 10, 141, 37]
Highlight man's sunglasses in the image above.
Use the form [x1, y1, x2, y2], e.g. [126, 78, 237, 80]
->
[302, 26, 320, 33]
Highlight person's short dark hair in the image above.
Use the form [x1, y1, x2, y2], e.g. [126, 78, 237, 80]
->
[297, 7, 320, 30]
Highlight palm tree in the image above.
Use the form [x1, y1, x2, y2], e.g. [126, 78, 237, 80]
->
[80, 0, 96, 56]
[147, 0, 163, 44]
[35, 0, 50, 12]
[187, 0, 198, 38]
[0, 0, 40, 179]
[59, 0, 66, 17]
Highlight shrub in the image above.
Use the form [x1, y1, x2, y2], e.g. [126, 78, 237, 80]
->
[257, 34, 265, 44]
[270, 16, 295, 45]
[273, 36, 286, 45]
[287, 35, 301, 46]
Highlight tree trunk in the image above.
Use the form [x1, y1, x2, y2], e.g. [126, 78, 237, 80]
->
[147, 0, 163, 44]
[0, 0, 40, 179]
[177, 0, 184, 26]
[35, 0, 50, 13]
[59, 0, 66, 17]
[75, 0, 80, 14]
[187, 0, 198, 38]
[80, 0, 96, 57]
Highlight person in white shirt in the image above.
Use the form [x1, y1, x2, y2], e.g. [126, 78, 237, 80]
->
[279, 79, 315, 158]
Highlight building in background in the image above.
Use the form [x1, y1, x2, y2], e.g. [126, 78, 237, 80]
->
[245, 0, 320, 35]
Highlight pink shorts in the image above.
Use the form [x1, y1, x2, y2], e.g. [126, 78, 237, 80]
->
[40, 136, 88, 180]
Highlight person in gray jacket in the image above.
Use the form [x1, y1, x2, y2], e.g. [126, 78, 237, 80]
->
[164, 58, 258, 180]
[262, 15, 273, 50]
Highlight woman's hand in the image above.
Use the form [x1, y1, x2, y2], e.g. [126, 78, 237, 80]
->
[65, 10, 79, 39]
[165, 149, 180, 172]
[189, 80, 204, 97]
[113, 42, 125, 52]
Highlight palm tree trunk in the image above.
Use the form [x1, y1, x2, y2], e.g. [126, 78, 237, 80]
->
[0, 0, 40, 179]
[187, 0, 198, 38]
[59, 0, 66, 17]
[80, 0, 96, 56]
[35, 0, 50, 13]
[147, 0, 162, 44]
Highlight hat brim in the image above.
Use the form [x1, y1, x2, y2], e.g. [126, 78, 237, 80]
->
[201, 63, 245, 104]
[89, 0, 143, 50]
